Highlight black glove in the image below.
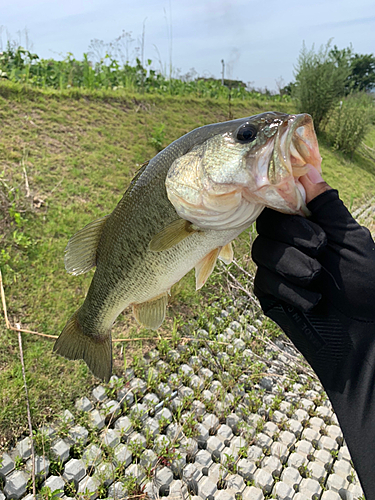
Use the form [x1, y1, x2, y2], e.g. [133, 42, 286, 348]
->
[252, 189, 375, 497]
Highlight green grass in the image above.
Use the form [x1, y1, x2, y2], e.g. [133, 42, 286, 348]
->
[0, 81, 374, 447]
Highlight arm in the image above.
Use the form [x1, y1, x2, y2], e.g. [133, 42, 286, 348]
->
[252, 168, 375, 497]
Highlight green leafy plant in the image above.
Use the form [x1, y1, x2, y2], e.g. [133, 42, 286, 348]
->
[293, 41, 351, 133]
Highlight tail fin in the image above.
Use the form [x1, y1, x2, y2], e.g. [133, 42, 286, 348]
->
[53, 309, 112, 382]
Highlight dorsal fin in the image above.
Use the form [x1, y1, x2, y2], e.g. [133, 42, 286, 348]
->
[64, 215, 110, 275]
[195, 247, 221, 290]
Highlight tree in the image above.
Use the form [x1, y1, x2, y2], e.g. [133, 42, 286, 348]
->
[349, 53, 375, 92]
[329, 45, 375, 93]
[293, 41, 351, 133]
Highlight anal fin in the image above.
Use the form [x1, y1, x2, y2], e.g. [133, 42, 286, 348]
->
[133, 293, 168, 329]
[218, 242, 234, 265]
[195, 247, 221, 290]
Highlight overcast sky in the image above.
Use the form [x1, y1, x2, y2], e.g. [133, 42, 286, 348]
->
[2, 0, 375, 90]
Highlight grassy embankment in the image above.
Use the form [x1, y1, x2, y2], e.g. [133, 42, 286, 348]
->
[0, 81, 374, 447]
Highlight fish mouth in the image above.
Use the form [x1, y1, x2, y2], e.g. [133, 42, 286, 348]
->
[268, 113, 322, 212]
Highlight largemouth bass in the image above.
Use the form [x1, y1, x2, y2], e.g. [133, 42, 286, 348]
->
[54, 112, 321, 381]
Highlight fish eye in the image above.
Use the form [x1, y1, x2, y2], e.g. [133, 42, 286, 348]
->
[236, 123, 258, 143]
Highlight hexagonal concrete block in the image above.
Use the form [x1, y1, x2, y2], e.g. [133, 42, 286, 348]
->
[117, 387, 134, 407]
[299, 478, 322, 497]
[254, 468, 274, 493]
[101, 429, 120, 448]
[92, 385, 107, 402]
[237, 458, 256, 478]
[307, 461, 325, 482]
[319, 435, 339, 452]
[0, 453, 14, 475]
[108, 481, 126, 499]
[16, 437, 32, 460]
[256, 433, 272, 449]
[68, 425, 89, 445]
[51, 439, 70, 463]
[281, 466, 301, 487]
[102, 400, 122, 421]
[63, 458, 86, 483]
[226, 473, 245, 491]
[314, 448, 333, 466]
[141, 449, 158, 469]
[273, 480, 294, 500]
[302, 427, 320, 443]
[321, 491, 342, 500]
[94, 461, 115, 486]
[261, 455, 282, 475]
[279, 431, 296, 447]
[271, 441, 288, 463]
[199, 476, 217, 498]
[25, 455, 50, 476]
[207, 436, 225, 454]
[113, 443, 132, 467]
[326, 473, 348, 493]
[247, 445, 262, 462]
[125, 463, 145, 483]
[78, 475, 100, 499]
[334, 459, 352, 479]
[195, 450, 212, 467]
[89, 409, 105, 430]
[296, 440, 313, 456]
[75, 396, 93, 412]
[114, 415, 133, 437]
[43, 475, 64, 496]
[242, 485, 264, 500]
[81, 444, 102, 467]
[287, 452, 307, 469]
[3, 470, 28, 499]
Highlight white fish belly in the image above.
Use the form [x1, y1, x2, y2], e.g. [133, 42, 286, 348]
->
[132, 227, 244, 302]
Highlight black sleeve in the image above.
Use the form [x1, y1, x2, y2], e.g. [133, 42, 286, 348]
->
[253, 190, 375, 498]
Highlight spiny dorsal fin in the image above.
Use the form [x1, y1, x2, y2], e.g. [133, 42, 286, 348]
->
[195, 247, 221, 290]
[218, 242, 234, 265]
[132, 293, 168, 330]
[64, 215, 110, 275]
[149, 219, 198, 252]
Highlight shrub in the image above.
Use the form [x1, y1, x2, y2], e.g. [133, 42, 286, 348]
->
[293, 41, 351, 133]
[325, 92, 375, 155]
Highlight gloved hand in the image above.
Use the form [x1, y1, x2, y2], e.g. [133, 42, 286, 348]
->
[252, 171, 375, 497]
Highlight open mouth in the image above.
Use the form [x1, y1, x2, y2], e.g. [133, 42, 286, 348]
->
[270, 114, 322, 183]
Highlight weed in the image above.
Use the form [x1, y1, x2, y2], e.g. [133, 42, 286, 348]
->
[149, 124, 166, 152]
[64, 480, 77, 497]
[128, 440, 145, 460]
[33, 429, 51, 456]
[14, 456, 25, 470]
[39, 486, 64, 500]
[70, 439, 86, 459]
[49, 458, 64, 476]
[298, 464, 311, 479]
[182, 414, 198, 438]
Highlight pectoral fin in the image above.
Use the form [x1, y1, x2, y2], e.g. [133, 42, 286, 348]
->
[218, 242, 234, 265]
[149, 219, 198, 252]
[133, 293, 168, 329]
[64, 215, 110, 275]
[195, 247, 221, 290]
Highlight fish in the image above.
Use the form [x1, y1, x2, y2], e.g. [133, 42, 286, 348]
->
[53, 111, 322, 381]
